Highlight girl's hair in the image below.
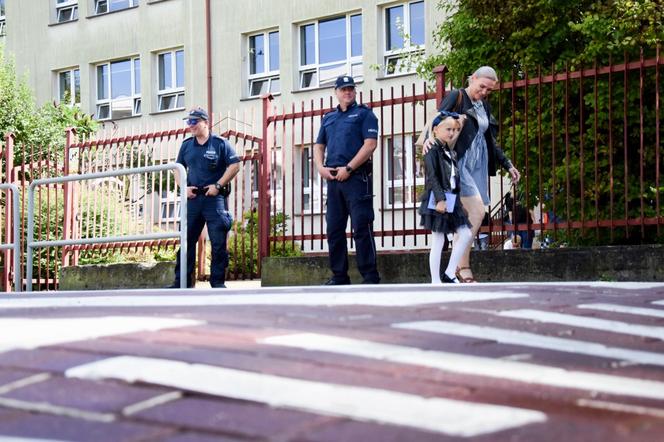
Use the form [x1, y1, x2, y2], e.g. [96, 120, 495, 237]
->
[467, 65, 498, 84]
[428, 112, 464, 148]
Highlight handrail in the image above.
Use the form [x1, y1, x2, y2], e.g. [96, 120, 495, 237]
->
[25, 164, 188, 292]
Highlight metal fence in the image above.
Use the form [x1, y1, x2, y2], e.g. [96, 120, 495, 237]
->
[1, 48, 662, 291]
[262, 51, 663, 255]
[26, 164, 188, 291]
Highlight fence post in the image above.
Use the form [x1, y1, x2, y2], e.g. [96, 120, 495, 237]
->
[3, 133, 15, 291]
[433, 65, 448, 106]
[258, 94, 274, 272]
[62, 128, 77, 267]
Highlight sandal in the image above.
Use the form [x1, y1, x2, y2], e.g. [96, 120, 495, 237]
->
[455, 266, 477, 283]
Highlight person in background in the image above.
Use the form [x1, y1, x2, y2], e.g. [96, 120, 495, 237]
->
[433, 66, 521, 282]
[168, 107, 241, 289]
[419, 111, 473, 283]
[314, 75, 380, 285]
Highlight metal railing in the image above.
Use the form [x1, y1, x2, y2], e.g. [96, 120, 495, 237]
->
[25, 164, 188, 291]
[0, 184, 20, 291]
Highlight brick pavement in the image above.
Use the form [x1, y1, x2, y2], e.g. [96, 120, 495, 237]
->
[0, 282, 663, 441]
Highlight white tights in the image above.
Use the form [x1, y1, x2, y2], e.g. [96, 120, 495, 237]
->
[429, 227, 473, 283]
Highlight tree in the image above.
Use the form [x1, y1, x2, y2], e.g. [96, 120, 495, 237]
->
[418, 1, 663, 245]
[1, 44, 97, 165]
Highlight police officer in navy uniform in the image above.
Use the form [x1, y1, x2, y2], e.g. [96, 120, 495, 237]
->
[314, 75, 380, 285]
[169, 107, 241, 288]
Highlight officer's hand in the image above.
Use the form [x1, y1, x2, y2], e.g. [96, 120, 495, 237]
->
[204, 184, 219, 197]
[435, 200, 447, 213]
[319, 167, 337, 181]
[336, 167, 351, 182]
[186, 186, 197, 199]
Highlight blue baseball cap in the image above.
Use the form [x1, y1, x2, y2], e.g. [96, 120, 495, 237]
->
[183, 107, 209, 121]
[334, 75, 356, 89]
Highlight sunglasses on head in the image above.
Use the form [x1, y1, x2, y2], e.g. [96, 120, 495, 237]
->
[186, 118, 201, 126]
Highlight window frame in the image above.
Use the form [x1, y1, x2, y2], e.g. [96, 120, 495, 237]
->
[93, 0, 139, 15]
[298, 13, 363, 90]
[55, 0, 78, 23]
[246, 29, 280, 98]
[300, 146, 326, 214]
[57, 67, 81, 106]
[156, 49, 185, 112]
[0, 0, 6, 37]
[383, 1, 425, 77]
[383, 134, 424, 208]
[95, 56, 141, 121]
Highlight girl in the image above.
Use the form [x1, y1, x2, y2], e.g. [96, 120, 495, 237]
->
[419, 111, 474, 283]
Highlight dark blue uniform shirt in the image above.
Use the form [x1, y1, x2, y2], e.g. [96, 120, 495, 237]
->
[176, 135, 241, 187]
[315, 102, 379, 167]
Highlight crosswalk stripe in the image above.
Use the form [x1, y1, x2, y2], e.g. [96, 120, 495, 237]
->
[0, 317, 204, 354]
[498, 309, 664, 340]
[0, 291, 528, 310]
[261, 333, 664, 401]
[578, 304, 664, 319]
[392, 321, 664, 366]
[65, 355, 546, 437]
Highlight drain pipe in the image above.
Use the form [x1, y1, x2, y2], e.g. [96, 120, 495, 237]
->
[205, 0, 213, 115]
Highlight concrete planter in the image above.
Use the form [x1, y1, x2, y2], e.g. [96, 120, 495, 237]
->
[261, 244, 664, 286]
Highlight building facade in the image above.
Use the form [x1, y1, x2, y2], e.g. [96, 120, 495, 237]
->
[2, 0, 447, 131]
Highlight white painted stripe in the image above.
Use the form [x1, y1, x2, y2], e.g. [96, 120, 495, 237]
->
[66, 356, 546, 437]
[0, 373, 51, 395]
[0, 291, 527, 310]
[0, 438, 68, 442]
[0, 317, 204, 353]
[576, 399, 664, 418]
[579, 303, 664, 319]
[392, 321, 664, 366]
[261, 333, 664, 401]
[653, 300, 664, 306]
[498, 309, 664, 340]
[122, 391, 183, 416]
[0, 397, 115, 423]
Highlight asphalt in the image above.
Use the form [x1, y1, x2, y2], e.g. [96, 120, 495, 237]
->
[0, 282, 663, 441]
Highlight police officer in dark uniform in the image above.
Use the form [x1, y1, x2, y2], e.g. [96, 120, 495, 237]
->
[314, 75, 380, 285]
[169, 107, 241, 288]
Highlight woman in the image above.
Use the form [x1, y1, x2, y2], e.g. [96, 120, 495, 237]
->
[437, 66, 520, 282]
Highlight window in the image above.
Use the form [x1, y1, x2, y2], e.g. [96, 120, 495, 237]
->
[95, 57, 141, 120]
[55, 0, 78, 22]
[384, 135, 424, 206]
[58, 68, 80, 105]
[247, 30, 279, 97]
[301, 146, 325, 212]
[94, 0, 138, 14]
[0, 0, 5, 37]
[299, 13, 362, 89]
[157, 49, 185, 111]
[384, 1, 424, 76]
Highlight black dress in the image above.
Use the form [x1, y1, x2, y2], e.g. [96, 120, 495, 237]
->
[418, 140, 472, 234]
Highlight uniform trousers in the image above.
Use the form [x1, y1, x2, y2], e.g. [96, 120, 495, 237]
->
[174, 194, 232, 287]
[326, 171, 380, 284]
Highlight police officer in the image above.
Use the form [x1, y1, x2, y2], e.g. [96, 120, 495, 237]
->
[314, 75, 380, 285]
[169, 107, 241, 288]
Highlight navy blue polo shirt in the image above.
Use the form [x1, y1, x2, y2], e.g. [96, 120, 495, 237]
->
[176, 135, 241, 187]
[315, 102, 379, 167]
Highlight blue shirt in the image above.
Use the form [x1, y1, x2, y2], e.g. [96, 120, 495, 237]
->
[176, 134, 241, 187]
[315, 102, 379, 167]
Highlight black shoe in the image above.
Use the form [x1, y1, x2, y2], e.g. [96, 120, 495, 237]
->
[442, 273, 459, 283]
[323, 278, 351, 286]
[362, 279, 380, 284]
[211, 283, 227, 288]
